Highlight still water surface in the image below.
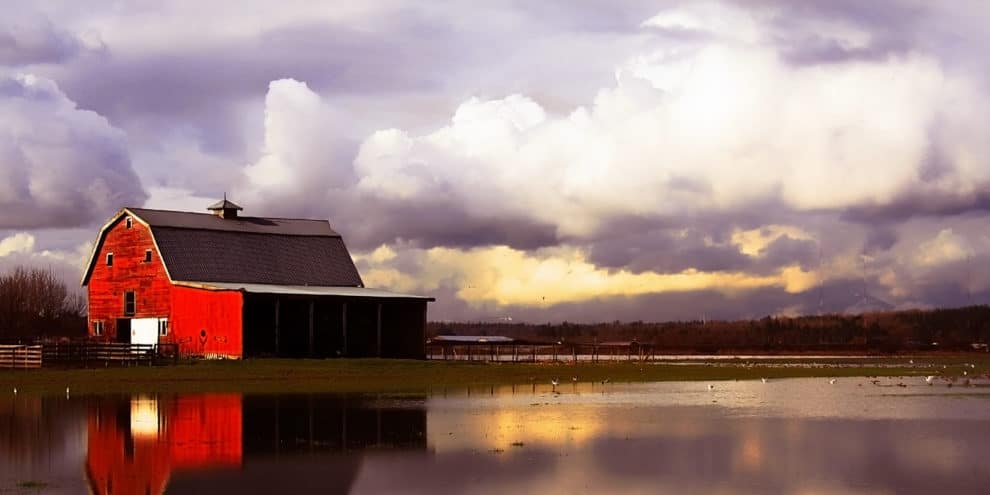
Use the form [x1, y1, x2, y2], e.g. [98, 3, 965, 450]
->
[2, 378, 989, 494]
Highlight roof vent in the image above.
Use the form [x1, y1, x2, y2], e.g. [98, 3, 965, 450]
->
[207, 195, 243, 219]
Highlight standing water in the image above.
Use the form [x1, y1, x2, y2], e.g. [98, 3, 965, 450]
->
[2, 378, 989, 494]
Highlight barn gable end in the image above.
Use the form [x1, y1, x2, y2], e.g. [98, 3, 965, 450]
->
[83, 201, 431, 359]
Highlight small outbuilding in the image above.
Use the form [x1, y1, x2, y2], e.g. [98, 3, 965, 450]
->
[82, 200, 433, 359]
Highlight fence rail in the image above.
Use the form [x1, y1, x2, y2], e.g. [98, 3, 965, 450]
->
[0, 345, 43, 369]
[42, 342, 179, 367]
[426, 342, 655, 363]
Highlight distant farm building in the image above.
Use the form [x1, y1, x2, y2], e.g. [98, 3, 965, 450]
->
[82, 199, 432, 359]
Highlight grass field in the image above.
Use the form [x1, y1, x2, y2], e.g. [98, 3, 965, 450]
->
[1, 355, 989, 395]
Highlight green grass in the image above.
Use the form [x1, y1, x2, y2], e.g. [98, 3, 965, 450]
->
[1, 356, 988, 395]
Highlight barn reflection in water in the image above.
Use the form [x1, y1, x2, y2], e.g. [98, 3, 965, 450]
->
[84, 394, 428, 494]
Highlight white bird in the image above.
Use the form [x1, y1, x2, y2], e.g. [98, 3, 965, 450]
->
[65, 387, 70, 399]
[829, 379, 837, 385]
[971, 364, 977, 369]
[761, 378, 767, 384]
[909, 359, 914, 364]
[707, 384, 715, 391]
[12, 388, 16, 396]
[925, 376, 936, 385]
[551, 379, 559, 388]
[963, 371, 968, 376]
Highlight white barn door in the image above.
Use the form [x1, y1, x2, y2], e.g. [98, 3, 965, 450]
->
[131, 318, 160, 347]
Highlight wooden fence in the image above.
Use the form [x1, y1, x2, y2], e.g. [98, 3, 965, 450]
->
[42, 342, 179, 367]
[0, 345, 43, 369]
[426, 342, 656, 363]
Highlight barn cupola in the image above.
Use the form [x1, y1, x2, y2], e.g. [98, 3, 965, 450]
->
[207, 195, 243, 219]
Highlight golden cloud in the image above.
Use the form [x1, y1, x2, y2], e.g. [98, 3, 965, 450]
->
[360, 244, 819, 307]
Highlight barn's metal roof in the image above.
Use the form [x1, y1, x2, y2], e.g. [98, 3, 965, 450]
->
[152, 227, 363, 286]
[175, 281, 434, 301]
[82, 206, 362, 287]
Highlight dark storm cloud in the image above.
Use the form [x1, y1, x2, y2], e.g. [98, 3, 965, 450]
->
[841, 186, 990, 224]
[904, 253, 990, 308]
[863, 227, 898, 253]
[0, 18, 90, 66]
[587, 228, 751, 274]
[583, 202, 828, 276]
[51, 16, 460, 154]
[777, 34, 910, 66]
[0, 74, 146, 229]
[755, 235, 818, 272]
[334, 195, 560, 251]
[764, 0, 923, 66]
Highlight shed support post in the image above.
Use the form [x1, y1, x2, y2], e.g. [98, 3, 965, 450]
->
[341, 302, 348, 357]
[308, 300, 315, 357]
[376, 303, 382, 358]
[421, 302, 428, 359]
[274, 298, 281, 356]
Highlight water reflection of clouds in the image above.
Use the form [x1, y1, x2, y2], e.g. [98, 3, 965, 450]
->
[0, 396, 87, 494]
[2, 382, 989, 494]
[406, 380, 990, 495]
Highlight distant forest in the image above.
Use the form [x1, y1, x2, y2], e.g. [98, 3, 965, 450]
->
[428, 306, 990, 353]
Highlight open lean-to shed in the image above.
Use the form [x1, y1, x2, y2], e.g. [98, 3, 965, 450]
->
[81, 199, 433, 359]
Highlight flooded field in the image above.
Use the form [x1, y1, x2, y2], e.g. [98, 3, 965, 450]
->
[2, 377, 990, 494]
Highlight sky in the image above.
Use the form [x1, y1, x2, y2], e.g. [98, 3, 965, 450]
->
[2, 0, 990, 322]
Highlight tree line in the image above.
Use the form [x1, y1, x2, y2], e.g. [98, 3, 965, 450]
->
[429, 305, 990, 353]
[0, 266, 86, 341]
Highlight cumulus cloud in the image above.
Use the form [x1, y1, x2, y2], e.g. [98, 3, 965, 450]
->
[0, 74, 146, 228]
[352, 38, 988, 243]
[243, 79, 345, 199]
[0, 232, 34, 257]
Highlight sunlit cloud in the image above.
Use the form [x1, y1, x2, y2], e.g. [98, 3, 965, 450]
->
[361, 244, 818, 307]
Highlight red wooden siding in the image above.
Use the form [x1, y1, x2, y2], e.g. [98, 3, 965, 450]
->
[87, 215, 172, 341]
[168, 287, 243, 358]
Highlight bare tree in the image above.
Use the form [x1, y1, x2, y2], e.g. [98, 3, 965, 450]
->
[0, 266, 86, 340]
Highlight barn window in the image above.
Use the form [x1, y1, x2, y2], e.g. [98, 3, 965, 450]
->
[106, 253, 114, 266]
[159, 319, 168, 337]
[124, 291, 136, 316]
[144, 249, 152, 263]
[125, 216, 133, 229]
[93, 321, 104, 336]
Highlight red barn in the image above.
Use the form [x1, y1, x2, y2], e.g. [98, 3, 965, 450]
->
[81, 199, 432, 359]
